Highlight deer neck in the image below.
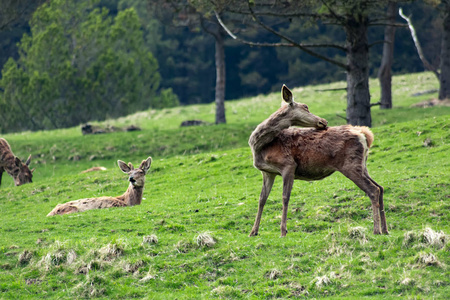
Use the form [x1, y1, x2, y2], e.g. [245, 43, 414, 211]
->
[0, 147, 18, 177]
[117, 183, 144, 206]
[249, 109, 291, 152]
[1, 160, 19, 178]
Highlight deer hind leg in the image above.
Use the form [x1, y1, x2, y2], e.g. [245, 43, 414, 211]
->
[280, 168, 295, 237]
[249, 172, 275, 237]
[0, 167, 3, 187]
[365, 170, 388, 234]
[340, 167, 383, 234]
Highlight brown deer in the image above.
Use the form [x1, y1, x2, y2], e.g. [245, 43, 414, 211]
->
[47, 157, 152, 216]
[248, 85, 387, 237]
[0, 138, 33, 187]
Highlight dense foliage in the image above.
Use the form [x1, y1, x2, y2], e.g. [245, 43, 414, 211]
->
[0, 0, 163, 133]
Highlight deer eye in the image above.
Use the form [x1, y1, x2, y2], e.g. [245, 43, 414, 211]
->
[302, 104, 309, 112]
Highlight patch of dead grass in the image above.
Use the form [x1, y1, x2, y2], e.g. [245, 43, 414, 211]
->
[195, 232, 216, 248]
[348, 226, 368, 245]
[18, 250, 33, 266]
[314, 272, 336, 288]
[143, 234, 158, 244]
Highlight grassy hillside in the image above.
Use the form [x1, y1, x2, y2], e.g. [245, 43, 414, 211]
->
[1, 72, 449, 299]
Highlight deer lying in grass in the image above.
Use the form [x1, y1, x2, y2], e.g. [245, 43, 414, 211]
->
[47, 157, 152, 216]
[0, 138, 33, 187]
[248, 85, 387, 237]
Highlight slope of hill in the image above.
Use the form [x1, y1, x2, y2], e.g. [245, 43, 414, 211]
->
[0, 72, 449, 298]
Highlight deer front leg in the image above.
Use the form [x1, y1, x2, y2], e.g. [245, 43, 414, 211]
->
[0, 167, 3, 187]
[249, 172, 275, 237]
[280, 170, 295, 237]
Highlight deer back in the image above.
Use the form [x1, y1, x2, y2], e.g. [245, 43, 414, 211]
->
[46, 197, 127, 216]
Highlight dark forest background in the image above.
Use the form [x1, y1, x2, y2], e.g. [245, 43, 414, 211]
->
[0, 0, 443, 132]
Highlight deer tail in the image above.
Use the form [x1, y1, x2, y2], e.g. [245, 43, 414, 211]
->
[358, 126, 374, 148]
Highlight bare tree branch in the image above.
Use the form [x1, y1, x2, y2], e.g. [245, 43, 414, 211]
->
[214, 7, 348, 70]
[224, 7, 330, 19]
[248, 4, 348, 69]
[399, 7, 440, 79]
[369, 23, 408, 27]
[336, 114, 348, 121]
[214, 10, 236, 39]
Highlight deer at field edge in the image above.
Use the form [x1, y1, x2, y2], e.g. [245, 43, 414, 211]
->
[47, 157, 152, 216]
[0, 138, 33, 187]
[248, 85, 388, 236]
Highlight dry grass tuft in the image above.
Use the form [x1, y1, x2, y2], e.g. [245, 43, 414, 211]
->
[143, 235, 158, 244]
[403, 228, 448, 250]
[41, 250, 67, 269]
[420, 227, 447, 249]
[99, 242, 125, 260]
[400, 277, 415, 286]
[195, 232, 216, 248]
[66, 249, 77, 265]
[314, 272, 336, 288]
[403, 231, 418, 248]
[72, 274, 106, 298]
[348, 226, 368, 244]
[37, 240, 78, 270]
[211, 285, 239, 297]
[122, 260, 145, 274]
[174, 240, 195, 253]
[140, 273, 156, 283]
[416, 252, 441, 267]
[265, 268, 283, 280]
[140, 268, 157, 283]
[18, 250, 33, 266]
[287, 282, 309, 297]
[326, 243, 346, 256]
[75, 259, 110, 275]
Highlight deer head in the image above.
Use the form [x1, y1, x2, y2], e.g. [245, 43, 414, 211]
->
[281, 85, 328, 129]
[13, 155, 33, 186]
[117, 157, 152, 187]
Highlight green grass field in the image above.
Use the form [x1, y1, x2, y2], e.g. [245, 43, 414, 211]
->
[1, 72, 449, 299]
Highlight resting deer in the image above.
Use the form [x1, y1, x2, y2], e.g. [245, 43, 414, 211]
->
[0, 138, 33, 187]
[47, 157, 152, 216]
[248, 85, 387, 237]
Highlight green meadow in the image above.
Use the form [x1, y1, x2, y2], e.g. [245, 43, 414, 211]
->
[1, 72, 449, 299]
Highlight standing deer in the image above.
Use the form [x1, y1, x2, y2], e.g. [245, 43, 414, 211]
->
[0, 138, 33, 187]
[248, 85, 387, 237]
[47, 157, 152, 216]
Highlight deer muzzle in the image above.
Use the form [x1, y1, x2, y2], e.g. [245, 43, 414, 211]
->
[317, 118, 328, 129]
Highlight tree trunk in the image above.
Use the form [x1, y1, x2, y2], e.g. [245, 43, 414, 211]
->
[439, 3, 450, 100]
[378, 2, 397, 109]
[215, 29, 226, 124]
[345, 16, 372, 127]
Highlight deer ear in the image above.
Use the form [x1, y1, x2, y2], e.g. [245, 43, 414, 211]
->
[25, 154, 31, 166]
[14, 156, 22, 167]
[281, 84, 293, 105]
[128, 162, 134, 170]
[118, 160, 131, 173]
[139, 157, 152, 174]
